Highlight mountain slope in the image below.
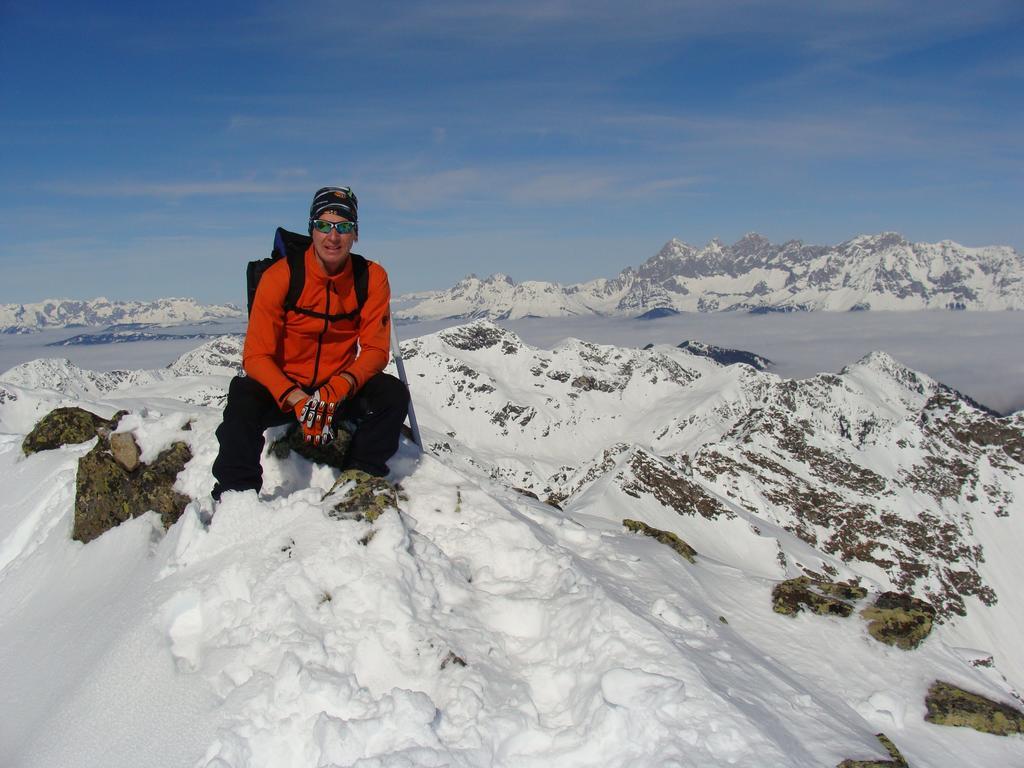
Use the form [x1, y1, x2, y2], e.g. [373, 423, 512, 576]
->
[398, 233, 1024, 319]
[397, 322, 1024, 691]
[0, 330, 1022, 766]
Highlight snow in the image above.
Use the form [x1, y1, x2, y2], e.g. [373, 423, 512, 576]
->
[398, 232, 1024, 320]
[1, 327, 1023, 766]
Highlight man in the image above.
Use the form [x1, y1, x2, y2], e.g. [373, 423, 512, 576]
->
[211, 186, 410, 502]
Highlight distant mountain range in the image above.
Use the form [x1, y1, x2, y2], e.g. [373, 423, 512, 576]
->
[396, 232, 1024, 320]
[0, 297, 241, 332]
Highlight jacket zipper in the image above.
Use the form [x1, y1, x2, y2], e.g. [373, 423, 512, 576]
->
[310, 280, 330, 388]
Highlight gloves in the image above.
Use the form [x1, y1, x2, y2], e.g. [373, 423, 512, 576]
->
[295, 391, 336, 446]
[293, 376, 354, 446]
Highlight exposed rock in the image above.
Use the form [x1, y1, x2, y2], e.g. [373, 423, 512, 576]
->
[924, 681, 1024, 736]
[323, 469, 400, 523]
[440, 651, 467, 670]
[860, 592, 936, 650]
[622, 452, 735, 520]
[269, 423, 352, 469]
[837, 733, 908, 767]
[622, 518, 697, 563]
[571, 375, 619, 393]
[109, 431, 141, 472]
[22, 406, 126, 456]
[677, 340, 774, 370]
[74, 437, 192, 543]
[696, 378, 1008, 620]
[439, 322, 509, 351]
[772, 576, 867, 618]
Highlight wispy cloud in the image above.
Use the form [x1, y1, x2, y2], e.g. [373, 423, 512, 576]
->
[38, 178, 308, 200]
[510, 172, 616, 203]
[371, 168, 484, 211]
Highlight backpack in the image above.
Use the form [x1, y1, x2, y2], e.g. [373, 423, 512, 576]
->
[246, 227, 369, 321]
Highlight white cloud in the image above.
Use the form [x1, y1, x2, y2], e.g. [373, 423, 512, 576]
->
[38, 178, 309, 200]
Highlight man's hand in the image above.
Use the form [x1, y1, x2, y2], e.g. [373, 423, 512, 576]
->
[288, 374, 356, 446]
[294, 391, 335, 446]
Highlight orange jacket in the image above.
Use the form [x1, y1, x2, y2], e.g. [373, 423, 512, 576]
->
[243, 246, 391, 409]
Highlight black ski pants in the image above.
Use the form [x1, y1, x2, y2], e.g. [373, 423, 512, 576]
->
[211, 372, 410, 499]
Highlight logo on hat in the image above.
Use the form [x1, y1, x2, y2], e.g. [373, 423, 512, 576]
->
[333, 190, 349, 200]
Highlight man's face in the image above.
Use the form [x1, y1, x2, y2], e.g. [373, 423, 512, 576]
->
[311, 211, 357, 275]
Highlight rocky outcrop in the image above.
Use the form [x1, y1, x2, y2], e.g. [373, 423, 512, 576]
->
[860, 592, 936, 650]
[22, 406, 125, 455]
[74, 435, 192, 543]
[323, 469, 401, 524]
[924, 681, 1024, 736]
[622, 519, 697, 563]
[771, 576, 867, 618]
[269, 423, 352, 470]
[836, 733, 908, 767]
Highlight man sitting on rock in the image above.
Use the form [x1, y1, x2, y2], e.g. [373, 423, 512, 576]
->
[211, 186, 410, 511]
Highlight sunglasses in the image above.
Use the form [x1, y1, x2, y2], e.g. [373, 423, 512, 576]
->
[311, 219, 357, 235]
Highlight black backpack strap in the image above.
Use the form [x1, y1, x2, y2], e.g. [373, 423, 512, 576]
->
[246, 258, 273, 316]
[350, 253, 369, 312]
[273, 228, 311, 312]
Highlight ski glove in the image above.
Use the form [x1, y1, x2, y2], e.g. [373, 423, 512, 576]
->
[295, 391, 336, 446]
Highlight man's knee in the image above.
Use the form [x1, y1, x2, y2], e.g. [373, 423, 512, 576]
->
[222, 375, 279, 420]
[362, 373, 410, 411]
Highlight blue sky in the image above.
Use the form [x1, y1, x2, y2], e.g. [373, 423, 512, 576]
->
[1, 1, 1022, 304]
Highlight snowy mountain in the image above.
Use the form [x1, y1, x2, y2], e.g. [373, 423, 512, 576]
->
[1, 326, 1023, 767]
[0, 336, 243, 414]
[398, 233, 1024, 319]
[0, 296, 241, 332]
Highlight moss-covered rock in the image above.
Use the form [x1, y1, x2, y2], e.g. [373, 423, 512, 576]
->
[74, 437, 192, 543]
[772, 576, 867, 617]
[860, 591, 936, 650]
[924, 681, 1024, 736]
[622, 519, 697, 563]
[323, 469, 399, 523]
[22, 407, 126, 456]
[268, 423, 352, 469]
[837, 733, 908, 767]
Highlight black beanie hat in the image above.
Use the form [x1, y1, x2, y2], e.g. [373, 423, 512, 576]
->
[310, 186, 358, 222]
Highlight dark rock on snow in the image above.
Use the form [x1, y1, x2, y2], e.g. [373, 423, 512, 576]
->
[622, 518, 698, 563]
[771, 576, 868, 618]
[924, 680, 1024, 736]
[269, 423, 353, 470]
[74, 435, 192, 544]
[22, 406, 126, 455]
[860, 591, 936, 650]
[676, 340, 774, 370]
[836, 732, 908, 768]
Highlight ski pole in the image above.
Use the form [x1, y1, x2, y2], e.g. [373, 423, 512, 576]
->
[389, 314, 422, 449]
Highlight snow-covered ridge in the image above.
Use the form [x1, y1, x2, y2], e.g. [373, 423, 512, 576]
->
[0, 336, 243, 422]
[0, 297, 242, 331]
[2, 322, 1023, 767]
[397, 232, 1024, 319]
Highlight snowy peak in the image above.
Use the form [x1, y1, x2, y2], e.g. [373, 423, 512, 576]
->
[0, 297, 241, 331]
[166, 336, 245, 378]
[0, 357, 148, 399]
[398, 232, 1024, 319]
